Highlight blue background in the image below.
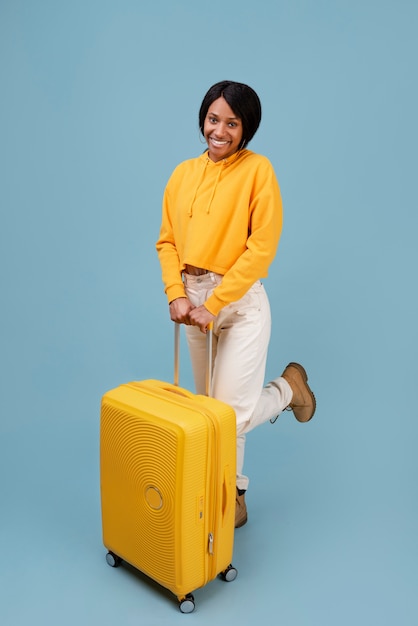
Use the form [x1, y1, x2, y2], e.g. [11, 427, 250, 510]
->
[1, 1, 417, 624]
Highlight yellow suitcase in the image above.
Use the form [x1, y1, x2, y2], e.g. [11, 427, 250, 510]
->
[100, 325, 237, 613]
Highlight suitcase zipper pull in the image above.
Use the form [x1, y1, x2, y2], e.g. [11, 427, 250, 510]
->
[208, 532, 214, 556]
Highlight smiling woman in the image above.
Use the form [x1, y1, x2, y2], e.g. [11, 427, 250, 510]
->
[156, 80, 316, 529]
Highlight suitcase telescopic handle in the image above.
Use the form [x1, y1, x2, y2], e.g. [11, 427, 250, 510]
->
[174, 322, 213, 397]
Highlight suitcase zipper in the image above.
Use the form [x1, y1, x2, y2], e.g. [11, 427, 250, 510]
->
[204, 410, 220, 580]
[208, 532, 214, 556]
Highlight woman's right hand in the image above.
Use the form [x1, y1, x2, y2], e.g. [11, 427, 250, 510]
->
[169, 297, 195, 324]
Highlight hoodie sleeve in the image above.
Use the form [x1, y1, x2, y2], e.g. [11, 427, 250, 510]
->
[204, 159, 283, 315]
[155, 180, 187, 304]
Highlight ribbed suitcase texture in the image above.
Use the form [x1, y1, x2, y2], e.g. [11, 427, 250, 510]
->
[100, 376, 237, 612]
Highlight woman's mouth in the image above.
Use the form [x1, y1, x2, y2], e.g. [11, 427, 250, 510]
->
[209, 137, 229, 147]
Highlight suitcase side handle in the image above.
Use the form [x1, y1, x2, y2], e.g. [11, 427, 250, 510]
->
[222, 464, 233, 525]
[174, 322, 213, 397]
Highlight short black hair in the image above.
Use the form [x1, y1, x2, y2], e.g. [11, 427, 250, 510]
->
[199, 81, 262, 149]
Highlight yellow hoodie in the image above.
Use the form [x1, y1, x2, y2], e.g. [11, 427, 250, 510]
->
[156, 149, 283, 316]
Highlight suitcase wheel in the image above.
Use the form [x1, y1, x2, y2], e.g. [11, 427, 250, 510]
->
[220, 564, 238, 582]
[178, 594, 195, 614]
[105, 551, 122, 568]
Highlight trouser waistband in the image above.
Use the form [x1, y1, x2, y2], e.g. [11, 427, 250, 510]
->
[184, 264, 209, 276]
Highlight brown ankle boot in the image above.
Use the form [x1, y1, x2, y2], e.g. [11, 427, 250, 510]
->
[281, 362, 316, 422]
[235, 489, 248, 528]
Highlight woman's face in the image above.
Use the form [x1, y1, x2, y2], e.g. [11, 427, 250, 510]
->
[203, 97, 243, 162]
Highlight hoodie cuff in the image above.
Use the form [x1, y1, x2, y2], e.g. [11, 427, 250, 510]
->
[204, 292, 226, 316]
[166, 284, 187, 305]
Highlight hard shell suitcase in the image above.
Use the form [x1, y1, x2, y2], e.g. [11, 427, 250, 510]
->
[100, 324, 237, 613]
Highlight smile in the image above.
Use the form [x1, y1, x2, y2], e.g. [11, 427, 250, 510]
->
[209, 137, 230, 147]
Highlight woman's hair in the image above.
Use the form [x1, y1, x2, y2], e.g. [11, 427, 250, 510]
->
[198, 80, 262, 149]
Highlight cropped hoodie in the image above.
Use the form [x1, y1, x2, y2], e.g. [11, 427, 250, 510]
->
[156, 149, 283, 316]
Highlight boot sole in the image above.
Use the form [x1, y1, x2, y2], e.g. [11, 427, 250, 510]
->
[287, 362, 316, 421]
[235, 515, 248, 529]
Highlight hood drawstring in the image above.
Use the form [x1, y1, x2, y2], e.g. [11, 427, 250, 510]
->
[188, 157, 226, 217]
[188, 159, 208, 217]
[206, 161, 224, 213]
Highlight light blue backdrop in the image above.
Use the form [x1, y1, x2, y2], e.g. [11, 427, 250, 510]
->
[1, 1, 417, 624]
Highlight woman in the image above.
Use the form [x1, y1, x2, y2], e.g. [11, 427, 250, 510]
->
[156, 80, 316, 528]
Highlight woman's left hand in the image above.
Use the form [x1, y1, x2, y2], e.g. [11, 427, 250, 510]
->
[188, 305, 215, 334]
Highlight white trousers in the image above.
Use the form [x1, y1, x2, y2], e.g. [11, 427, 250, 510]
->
[184, 272, 293, 491]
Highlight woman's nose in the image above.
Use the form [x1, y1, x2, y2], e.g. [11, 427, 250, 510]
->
[214, 122, 226, 136]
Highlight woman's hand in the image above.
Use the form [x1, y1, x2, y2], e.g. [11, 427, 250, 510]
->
[188, 305, 215, 334]
[169, 297, 194, 324]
